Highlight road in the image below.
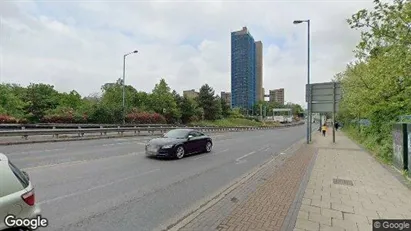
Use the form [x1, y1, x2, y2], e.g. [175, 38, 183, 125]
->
[2, 125, 306, 231]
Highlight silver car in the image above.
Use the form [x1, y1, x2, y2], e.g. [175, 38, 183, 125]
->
[0, 153, 41, 230]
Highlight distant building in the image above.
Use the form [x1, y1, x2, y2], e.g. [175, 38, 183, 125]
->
[255, 41, 263, 102]
[221, 91, 232, 107]
[262, 87, 265, 101]
[231, 26, 256, 109]
[269, 88, 285, 105]
[183, 89, 199, 99]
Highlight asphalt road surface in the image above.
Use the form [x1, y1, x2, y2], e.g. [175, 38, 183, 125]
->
[2, 125, 306, 231]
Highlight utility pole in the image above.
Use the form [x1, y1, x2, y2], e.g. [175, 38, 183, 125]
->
[293, 19, 311, 144]
[122, 50, 138, 124]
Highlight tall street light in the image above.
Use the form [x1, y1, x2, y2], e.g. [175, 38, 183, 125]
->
[122, 50, 138, 124]
[293, 19, 311, 144]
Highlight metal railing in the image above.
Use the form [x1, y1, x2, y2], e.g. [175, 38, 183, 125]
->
[0, 122, 304, 140]
[0, 123, 182, 130]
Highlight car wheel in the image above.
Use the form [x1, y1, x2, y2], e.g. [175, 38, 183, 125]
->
[175, 146, 185, 159]
[205, 141, 212, 153]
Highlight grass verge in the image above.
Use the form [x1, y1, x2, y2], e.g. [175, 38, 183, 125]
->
[343, 126, 411, 183]
[343, 126, 391, 164]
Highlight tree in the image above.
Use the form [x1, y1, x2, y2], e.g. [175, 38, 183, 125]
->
[347, 0, 411, 60]
[285, 103, 304, 116]
[180, 96, 198, 123]
[149, 79, 181, 123]
[214, 96, 223, 120]
[197, 84, 221, 120]
[59, 90, 83, 110]
[101, 78, 137, 110]
[0, 84, 26, 118]
[132, 91, 151, 111]
[337, 0, 411, 161]
[24, 83, 60, 122]
[172, 90, 184, 107]
[221, 97, 231, 118]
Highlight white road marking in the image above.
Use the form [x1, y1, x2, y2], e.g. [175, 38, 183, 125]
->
[280, 152, 286, 155]
[235, 159, 247, 165]
[23, 151, 144, 171]
[101, 141, 146, 147]
[235, 151, 256, 162]
[38, 168, 160, 205]
[234, 146, 272, 164]
[192, 149, 229, 160]
[8, 148, 66, 155]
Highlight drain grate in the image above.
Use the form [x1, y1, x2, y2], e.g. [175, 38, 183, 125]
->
[333, 178, 354, 186]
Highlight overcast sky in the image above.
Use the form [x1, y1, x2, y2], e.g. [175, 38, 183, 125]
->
[0, 0, 374, 106]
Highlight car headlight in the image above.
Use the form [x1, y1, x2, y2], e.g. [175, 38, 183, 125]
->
[162, 144, 173, 149]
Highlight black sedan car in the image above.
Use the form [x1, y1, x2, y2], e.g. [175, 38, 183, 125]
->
[145, 129, 213, 159]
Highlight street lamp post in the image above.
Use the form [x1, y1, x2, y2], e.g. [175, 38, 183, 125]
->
[293, 19, 311, 144]
[122, 50, 138, 125]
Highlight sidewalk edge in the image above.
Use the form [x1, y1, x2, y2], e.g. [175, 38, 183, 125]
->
[281, 147, 319, 231]
[160, 137, 307, 231]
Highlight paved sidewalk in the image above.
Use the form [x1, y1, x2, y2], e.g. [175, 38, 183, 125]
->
[164, 136, 316, 231]
[294, 131, 411, 231]
[165, 131, 411, 231]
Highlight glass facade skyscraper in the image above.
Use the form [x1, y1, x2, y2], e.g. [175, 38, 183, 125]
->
[231, 27, 257, 109]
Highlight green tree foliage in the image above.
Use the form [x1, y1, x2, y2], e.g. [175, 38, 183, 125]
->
[180, 96, 198, 124]
[0, 79, 304, 125]
[220, 97, 231, 118]
[24, 83, 60, 122]
[0, 84, 26, 118]
[197, 84, 222, 120]
[285, 103, 304, 116]
[150, 79, 181, 123]
[338, 0, 411, 161]
[59, 90, 83, 110]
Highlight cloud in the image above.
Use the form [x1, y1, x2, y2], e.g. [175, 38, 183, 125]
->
[0, 0, 374, 106]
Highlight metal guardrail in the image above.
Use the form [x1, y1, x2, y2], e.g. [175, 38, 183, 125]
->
[0, 123, 186, 130]
[0, 122, 304, 140]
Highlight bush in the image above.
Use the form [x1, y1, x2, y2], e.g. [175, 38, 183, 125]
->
[0, 115, 18, 123]
[41, 107, 88, 123]
[41, 114, 88, 123]
[125, 112, 166, 124]
[19, 118, 28, 124]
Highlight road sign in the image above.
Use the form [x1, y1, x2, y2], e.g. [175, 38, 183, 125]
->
[311, 102, 340, 113]
[306, 82, 341, 103]
[306, 81, 342, 143]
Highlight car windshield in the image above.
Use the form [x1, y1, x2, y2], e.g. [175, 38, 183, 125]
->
[164, 129, 189, 139]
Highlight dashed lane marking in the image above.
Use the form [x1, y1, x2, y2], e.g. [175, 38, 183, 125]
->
[38, 168, 160, 205]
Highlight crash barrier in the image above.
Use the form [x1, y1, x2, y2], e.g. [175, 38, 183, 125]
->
[0, 123, 178, 130]
[0, 121, 305, 140]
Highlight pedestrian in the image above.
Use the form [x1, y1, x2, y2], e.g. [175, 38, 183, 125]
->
[321, 123, 327, 137]
[334, 122, 339, 131]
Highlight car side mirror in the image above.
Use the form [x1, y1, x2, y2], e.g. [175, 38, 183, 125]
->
[22, 171, 29, 180]
[187, 135, 193, 140]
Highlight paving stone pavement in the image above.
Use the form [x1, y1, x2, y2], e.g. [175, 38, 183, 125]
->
[174, 137, 316, 231]
[294, 131, 411, 231]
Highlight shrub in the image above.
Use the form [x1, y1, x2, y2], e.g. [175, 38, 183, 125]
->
[41, 114, 88, 123]
[125, 112, 166, 124]
[41, 107, 88, 123]
[0, 115, 18, 124]
[18, 118, 28, 124]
